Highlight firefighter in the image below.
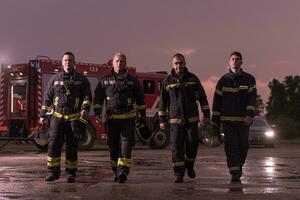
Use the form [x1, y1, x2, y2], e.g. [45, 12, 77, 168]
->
[93, 53, 146, 183]
[159, 53, 210, 183]
[39, 52, 92, 183]
[212, 51, 257, 182]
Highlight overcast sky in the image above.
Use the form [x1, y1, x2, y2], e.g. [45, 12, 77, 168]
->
[1, 0, 300, 105]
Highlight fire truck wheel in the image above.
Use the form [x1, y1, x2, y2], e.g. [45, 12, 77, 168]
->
[78, 124, 96, 151]
[149, 129, 170, 149]
[33, 137, 49, 151]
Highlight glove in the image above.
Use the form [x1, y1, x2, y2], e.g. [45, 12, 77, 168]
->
[71, 117, 88, 141]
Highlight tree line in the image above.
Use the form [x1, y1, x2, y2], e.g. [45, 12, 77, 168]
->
[261, 75, 300, 139]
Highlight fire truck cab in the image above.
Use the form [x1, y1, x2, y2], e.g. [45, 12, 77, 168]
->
[0, 58, 170, 150]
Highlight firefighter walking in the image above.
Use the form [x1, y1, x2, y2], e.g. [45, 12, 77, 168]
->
[93, 53, 146, 183]
[159, 53, 210, 183]
[40, 52, 92, 183]
[212, 51, 257, 182]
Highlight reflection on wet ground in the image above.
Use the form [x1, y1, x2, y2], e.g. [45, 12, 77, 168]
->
[0, 144, 300, 199]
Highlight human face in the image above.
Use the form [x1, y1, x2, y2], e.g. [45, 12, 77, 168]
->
[62, 54, 75, 73]
[113, 54, 126, 74]
[172, 56, 186, 75]
[229, 55, 243, 74]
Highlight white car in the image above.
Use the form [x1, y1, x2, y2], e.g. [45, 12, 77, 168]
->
[249, 116, 276, 147]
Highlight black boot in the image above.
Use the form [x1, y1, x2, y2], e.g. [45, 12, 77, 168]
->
[187, 168, 196, 178]
[45, 167, 60, 182]
[67, 173, 76, 183]
[45, 172, 60, 182]
[113, 171, 118, 182]
[174, 176, 183, 183]
[117, 167, 128, 184]
[185, 160, 196, 178]
[66, 169, 77, 183]
[230, 170, 241, 182]
[231, 174, 241, 182]
[118, 173, 127, 183]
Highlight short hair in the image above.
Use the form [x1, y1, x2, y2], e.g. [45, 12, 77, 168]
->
[230, 51, 242, 60]
[63, 51, 75, 61]
[113, 52, 126, 60]
[172, 53, 186, 62]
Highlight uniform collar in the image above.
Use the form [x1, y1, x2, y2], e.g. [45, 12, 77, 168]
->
[171, 67, 188, 78]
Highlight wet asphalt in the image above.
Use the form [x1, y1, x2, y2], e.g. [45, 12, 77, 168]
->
[0, 141, 300, 200]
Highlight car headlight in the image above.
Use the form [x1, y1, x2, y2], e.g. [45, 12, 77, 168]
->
[264, 130, 275, 138]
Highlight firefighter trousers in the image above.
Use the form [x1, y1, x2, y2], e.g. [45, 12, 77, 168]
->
[106, 118, 135, 175]
[170, 123, 199, 177]
[47, 117, 78, 175]
[223, 123, 250, 175]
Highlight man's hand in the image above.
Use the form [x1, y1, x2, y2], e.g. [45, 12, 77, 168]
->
[160, 122, 167, 130]
[201, 118, 210, 127]
[95, 114, 107, 124]
[244, 116, 253, 126]
[95, 115, 102, 124]
[39, 117, 45, 125]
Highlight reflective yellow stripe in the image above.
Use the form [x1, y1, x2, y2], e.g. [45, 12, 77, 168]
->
[54, 96, 59, 107]
[66, 89, 71, 95]
[110, 110, 136, 119]
[53, 112, 80, 121]
[53, 112, 63, 118]
[169, 118, 182, 124]
[221, 116, 244, 122]
[246, 105, 256, 111]
[47, 162, 60, 167]
[41, 105, 51, 111]
[166, 83, 179, 90]
[79, 117, 88, 124]
[158, 111, 167, 116]
[229, 166, 241, 171]
[185, 157, 195, 162]
[111, 161, 117, 167]
[188, 116, 199, 123]
[239, 85, 249, 90]
[65, 160, 78, 169]
[63, 113, 80, 121]
[173, 161, 185, 167]
[93, 104, 102, 109]
[202, 105, 210, 110]
[137, 105, 146, 109]
[216, 89, 222, 96]
[82, 100, 91, 106]
[74, 98, 79, 109]
[117, 158, 132, 168]
[222, 87, 239, 92]
[212, 111, 220, 116]
[184, 81, 196, 86]
[248, 86, 256, 93]
[47, 156, 61, 167]
[47, 156, 61, 162]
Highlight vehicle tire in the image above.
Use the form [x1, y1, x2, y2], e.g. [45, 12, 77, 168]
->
[33, 137, 49, 151]
[78, 124, 96, 151]
[149, 128, 170, 149]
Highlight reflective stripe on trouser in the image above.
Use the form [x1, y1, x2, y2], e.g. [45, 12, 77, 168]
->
[106, 118, 135, 173]
[47, 156, 61, 167]
[48, 117, 78, 173]
[223, 123, 250, 174]
[170, 123, 199, 176]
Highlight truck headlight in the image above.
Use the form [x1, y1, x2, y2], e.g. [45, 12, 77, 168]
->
[265, 130, 275, 138]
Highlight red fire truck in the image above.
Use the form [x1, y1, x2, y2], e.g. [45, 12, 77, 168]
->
[0, 57, 170, 150]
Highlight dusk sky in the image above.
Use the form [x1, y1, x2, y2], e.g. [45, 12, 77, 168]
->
[1, 0, 300, 105]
